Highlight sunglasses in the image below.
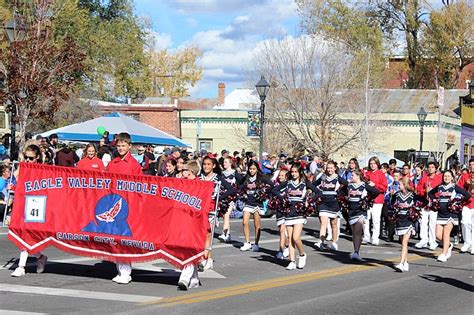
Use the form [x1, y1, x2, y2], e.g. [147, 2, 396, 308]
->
[25, 156, 36, 161]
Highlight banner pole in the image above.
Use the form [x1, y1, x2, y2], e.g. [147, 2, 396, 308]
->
[208, 182, 221, 252]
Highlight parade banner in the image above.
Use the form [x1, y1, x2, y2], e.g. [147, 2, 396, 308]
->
[8, 163, 215, 267]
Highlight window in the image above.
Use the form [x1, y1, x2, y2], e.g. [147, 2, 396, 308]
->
[199, 139, 212, 152]
[0, 111, 5, 129]
[464, 142, 469, 163]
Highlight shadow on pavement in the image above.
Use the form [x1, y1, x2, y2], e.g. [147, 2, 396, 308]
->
[419, 274, 473, 292]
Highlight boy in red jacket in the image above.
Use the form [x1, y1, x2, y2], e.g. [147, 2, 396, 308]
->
[458, 158, 474, 254]
[363, 157, 387, 245]
[415, 161, 442, 250]
[106, 132, 142, 284]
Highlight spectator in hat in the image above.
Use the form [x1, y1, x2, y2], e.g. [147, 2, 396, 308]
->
[49, 134, 59, 150]
[156, 148, 171, 176]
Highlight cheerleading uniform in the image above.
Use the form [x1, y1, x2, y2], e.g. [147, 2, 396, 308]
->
[391, 192, 426, 236]
[272, 183, 287, 226]
[313, 174, 348, 218]
[221, 169, 243, 209]
[199, 172, 234, 221]
[273, 180, 316, 226]
[428, 183, 471, 226]
[347, 182, 380, 225]
[240, 175, 273, 215]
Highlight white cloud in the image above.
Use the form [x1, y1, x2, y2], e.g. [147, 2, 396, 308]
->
[153, 32, 173, 50]
[179, 0, 298, 97]
[165, 0, 270, 14]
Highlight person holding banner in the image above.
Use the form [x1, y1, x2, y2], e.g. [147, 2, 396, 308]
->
[106, 133, 142, 284]
[178, 160, 203, 290]
[11, 144, 48, 277]
[77, 144, 104, 171]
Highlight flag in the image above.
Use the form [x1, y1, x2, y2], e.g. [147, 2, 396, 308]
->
[8, 163, 215, 268]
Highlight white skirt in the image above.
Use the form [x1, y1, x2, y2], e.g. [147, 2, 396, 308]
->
[395, 225, 414, 236]
[319, 209, 341, 219]
[276, 218, 286, 227]
[243, 206, 265, 216]
[436, 217, 459, 226]
[349, 215, 366, 226]
[285, 218, 307, 226]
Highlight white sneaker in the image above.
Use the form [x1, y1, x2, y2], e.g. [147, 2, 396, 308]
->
[11, 267, 25, 277]
[415, 241, 428, 249]
[113, 274, 131, 284]
[240, 242, 252, 251]
[225, 234, 231, 242]
[178, 280, 189, 290]
[203, 259, 213, 270]
[395, 263, 405, 272]
[297, 254, 306, 269]
[403, 262, 409, 272]
[429, 243, 439, 251]
[329, 242, 338, 251]
[350, 252, 363, 261]
[286, 261, 296, 270]
[362, 238, 370, 245]
[446, 243, 453, 259]
[283, 247, 289, 258]
[189, 280, 201, 289]
[276, 251, 284, 260]
[437, 253, 447, 262]
[326, 235, 332, 241]
[460, 243, 471, 253]
[314, 240, 325, 250]
[371, 239, 379, 246]
[251, 244, 260, 252]
[36, 255, 47, 274]
[471, 248, 474, 255]
[218, 233, 226, 242]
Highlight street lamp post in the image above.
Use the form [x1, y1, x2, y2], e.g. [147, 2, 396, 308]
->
[255, 75, 270, 162]
[417, 107, 427, 161]
[3, 20, 26, 160]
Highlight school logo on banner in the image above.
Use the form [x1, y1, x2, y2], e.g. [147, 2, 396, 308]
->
[82, 194, 132, 236]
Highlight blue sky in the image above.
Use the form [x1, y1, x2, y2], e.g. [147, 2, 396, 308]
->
[134, 0, 300, 98]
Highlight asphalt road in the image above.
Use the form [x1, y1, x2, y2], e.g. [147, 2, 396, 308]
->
[1, 217, 472, 315]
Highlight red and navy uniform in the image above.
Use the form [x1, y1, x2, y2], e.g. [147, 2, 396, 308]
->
[391, 192, 426, 235]
[272, 180, 315, 222]
[428, 183, 471, 224]
[239, 175, 273, 208]
[313, 174, 348, 216]
[347, 182, 380, 224]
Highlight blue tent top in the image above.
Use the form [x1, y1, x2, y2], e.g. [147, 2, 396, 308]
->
[40, 112, 191, 147]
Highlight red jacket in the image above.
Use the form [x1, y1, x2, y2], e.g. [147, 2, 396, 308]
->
[106, 152, 142, 175]
[77, 156, 104, 172]
[365, 169, 387, 204]
[419, 173, 442, 198]
[458, 172, 474, 208]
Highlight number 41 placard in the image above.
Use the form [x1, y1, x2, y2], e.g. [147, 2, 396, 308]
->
[24, 196, 47, 223]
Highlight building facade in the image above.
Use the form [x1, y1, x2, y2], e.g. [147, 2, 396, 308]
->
[458, 84, 474, 164]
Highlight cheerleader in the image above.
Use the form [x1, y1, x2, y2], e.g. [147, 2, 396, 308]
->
[218, 157, 243, 243]
[391, 177, 427, 272]
[313, 161, 348, 250]
[274, 167, 289, 259]
[198, 155, 234, 270]
[458, 158, 474, 254]
[239, 160, 273, 252]
[428, 170, 471, 262]
[346, 170, 380, 261]
[273, 162, 315, 269]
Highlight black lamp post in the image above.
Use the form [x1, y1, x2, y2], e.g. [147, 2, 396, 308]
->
[3, 20, 26, 160]
[255, 75, 270, 162]
[417, 107, 428, 154]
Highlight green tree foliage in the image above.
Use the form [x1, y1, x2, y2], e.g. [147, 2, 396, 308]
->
[297, 0, 386, 87]
[421, 0, 473, 88]
[150, 47, 203, 97]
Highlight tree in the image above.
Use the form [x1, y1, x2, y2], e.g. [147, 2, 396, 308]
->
[253, 36, 384, 160]
[0, 0, 85, 148]
[421, 0, 474, 88]
[149, 47, 203, 98]
[297, 0, 387, 86]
